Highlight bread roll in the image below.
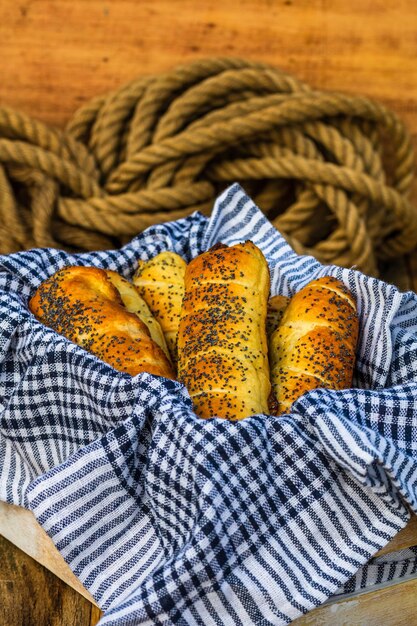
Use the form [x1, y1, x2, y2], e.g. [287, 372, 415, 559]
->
[266, 295, 289, 338]
[133, 251, 186, 365]
[178, 241, 270, 420]
[269, 276, 358, 414]
[104, 270, 170, 360]
[29, 266, 175, 379]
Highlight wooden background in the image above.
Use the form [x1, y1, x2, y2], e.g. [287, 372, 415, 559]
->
[1, 1, 417, 624]
[1, 0, 417, 134]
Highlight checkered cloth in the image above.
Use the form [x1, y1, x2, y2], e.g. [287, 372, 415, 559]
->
[1, 183, 417, 625]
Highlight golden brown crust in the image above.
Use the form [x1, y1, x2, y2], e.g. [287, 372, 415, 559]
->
[269, 275, 358, 414]
[104, 270, 171, 360]
[133, 251, 186, 365]
[29, 266, 175, 379]
[178, 241, 271, 420]
[266, 295, 290, 338]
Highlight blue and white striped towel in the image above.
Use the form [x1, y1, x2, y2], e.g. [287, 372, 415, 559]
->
[1, 183, 417, 624]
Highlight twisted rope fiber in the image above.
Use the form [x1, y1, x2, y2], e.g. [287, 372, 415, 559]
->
[1, 57, 416, 275]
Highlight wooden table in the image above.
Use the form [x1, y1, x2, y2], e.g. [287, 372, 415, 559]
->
[1, 1, 417, 624]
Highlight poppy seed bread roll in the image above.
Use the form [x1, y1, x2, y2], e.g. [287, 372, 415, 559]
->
[178, 241, 270, 420]
[266, 295, 290, 338]
[269, 276, 358, 415]
[133, 251, 186, 366]
[29, 266, 175, 379]
[104, 270, 171, 360]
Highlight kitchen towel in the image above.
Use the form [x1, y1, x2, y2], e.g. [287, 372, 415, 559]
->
[1, 183, 417, 624]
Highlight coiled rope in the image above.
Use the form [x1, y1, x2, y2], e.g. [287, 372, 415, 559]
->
[1, 57, 416, 275]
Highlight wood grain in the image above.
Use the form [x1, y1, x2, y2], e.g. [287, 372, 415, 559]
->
[0, 534, 93, 626]
[293, 576, 417, 625]
[0, 502, 97, 605]
[0, 0, 417, 136]
[90, 605, 103, 626]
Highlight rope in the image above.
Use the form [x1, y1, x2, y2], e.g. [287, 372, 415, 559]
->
[1, 57, 416, 276]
